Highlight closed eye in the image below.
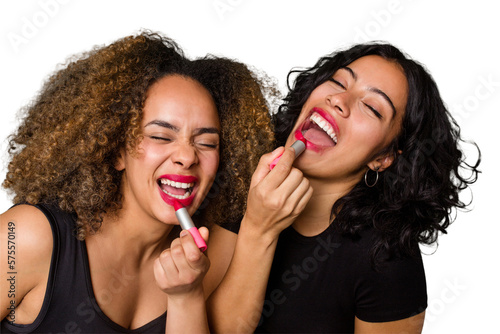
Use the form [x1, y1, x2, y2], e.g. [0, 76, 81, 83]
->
[150, 136, 172, 142]
[196, 142, 219, 149]
[328, 78, 345, 89]
[363, 103, 382, 119]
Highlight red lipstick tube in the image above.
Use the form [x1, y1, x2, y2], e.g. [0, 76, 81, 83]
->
[269, 138, 306, 170]
[173, 201, 207, 252]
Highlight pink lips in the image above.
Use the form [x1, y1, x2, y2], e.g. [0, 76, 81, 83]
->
[295, 107, 339, 152]
[158, 174, 198, 207]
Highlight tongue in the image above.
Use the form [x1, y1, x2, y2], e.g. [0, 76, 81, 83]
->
[303, 128, 335, 147]
[162, 184, 187, 196]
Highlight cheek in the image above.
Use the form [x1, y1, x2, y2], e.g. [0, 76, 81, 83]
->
[351, 119, 388, 149]
[200, 152, 220, 179]
[140, 139, 176, 161]
[307, 85, 329, 100]
[294, 86, 328, 124]
[136, 149, 166, 169]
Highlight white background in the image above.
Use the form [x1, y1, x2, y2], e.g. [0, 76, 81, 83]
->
[0, 1, 498, 332]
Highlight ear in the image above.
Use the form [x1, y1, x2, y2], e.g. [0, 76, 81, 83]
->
[367, 150, 402, 172]
[115, 148, 126, 171]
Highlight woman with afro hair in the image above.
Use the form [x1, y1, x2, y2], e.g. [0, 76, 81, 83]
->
[0, 31, 276, 333]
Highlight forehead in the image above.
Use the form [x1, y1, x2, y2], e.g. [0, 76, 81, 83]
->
[344, 55, 408, 115]
[143, 75, 219, 126]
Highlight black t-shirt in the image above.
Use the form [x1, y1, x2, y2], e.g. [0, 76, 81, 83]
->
[255, 223, 427, 333]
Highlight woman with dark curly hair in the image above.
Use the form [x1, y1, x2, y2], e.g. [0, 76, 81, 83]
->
[0, 31, 275, 333]
[207, 43, 481, 333]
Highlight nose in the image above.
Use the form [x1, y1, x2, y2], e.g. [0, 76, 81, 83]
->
[171, 142, 199, 169]
[326, 92, 350, 118]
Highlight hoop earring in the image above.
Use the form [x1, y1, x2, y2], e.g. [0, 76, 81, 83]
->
[364, 168, 379, 187]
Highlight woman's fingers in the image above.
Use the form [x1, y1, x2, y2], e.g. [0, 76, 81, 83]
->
[178, 227, 209, 266]
[288, 177, 314, 217]
[265, 147, 298, 189]
[250, 147, 285, 188]
[245, 147, 312, 237]
[154, 229, 210, 295]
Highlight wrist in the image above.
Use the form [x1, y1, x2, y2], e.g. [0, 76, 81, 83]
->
[239, 216, 281, 248]
[167, 286, 205, 305]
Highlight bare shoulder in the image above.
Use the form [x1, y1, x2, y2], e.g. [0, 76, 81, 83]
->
[1, 204, 54, 254]
[1, 204, 54, 320]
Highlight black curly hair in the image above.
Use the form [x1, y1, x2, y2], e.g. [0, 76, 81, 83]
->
[274, 43, 481, 261]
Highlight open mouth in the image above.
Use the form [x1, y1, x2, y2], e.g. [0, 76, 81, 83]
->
[301, 111, 338, 147]
[158, 179, 194, 199]
[157, 174, 198, 208]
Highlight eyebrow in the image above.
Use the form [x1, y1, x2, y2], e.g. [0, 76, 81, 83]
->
[340, 66, 397, 118]
[145, 120, 220, 136]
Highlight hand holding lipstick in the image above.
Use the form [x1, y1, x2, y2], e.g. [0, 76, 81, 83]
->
[154, 227, 210, 333]
[269, 139, 306, 170]
[154, 200, 209, 295]
[243, 145, 313, 238]
[153, 226, 210, 297]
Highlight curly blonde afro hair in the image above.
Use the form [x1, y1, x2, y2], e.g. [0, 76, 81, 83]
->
[3, 31, 277, 239]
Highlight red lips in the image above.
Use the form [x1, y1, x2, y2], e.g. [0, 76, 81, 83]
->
[159, 174, 198, 183]
[157, 174, 198, 207]
[295, 108, 339, 152]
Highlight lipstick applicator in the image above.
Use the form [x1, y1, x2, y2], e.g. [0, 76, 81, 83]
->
[269, 138, 306, 170]
[173, 200, 207, 252]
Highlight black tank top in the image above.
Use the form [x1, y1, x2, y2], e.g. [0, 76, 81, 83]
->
[1, 203, 166, 333]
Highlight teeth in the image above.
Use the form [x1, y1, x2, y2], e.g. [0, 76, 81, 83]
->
[161, 188, 192, 200]
[159, 179, 194, 189]
[310, 113, 337, 144]
[159, 178, 194, 199]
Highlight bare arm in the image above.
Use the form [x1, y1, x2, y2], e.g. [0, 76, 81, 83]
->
[0, 205, 53, 323]
[202, 224, 237, 298]
[207, 147, 313, 333]
[154, 228, 211, 334]
[354, 312, 425, 334]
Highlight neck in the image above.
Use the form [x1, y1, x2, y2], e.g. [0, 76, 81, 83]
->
[292, 176, 358, 236]
[87, 205, 175, 268]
